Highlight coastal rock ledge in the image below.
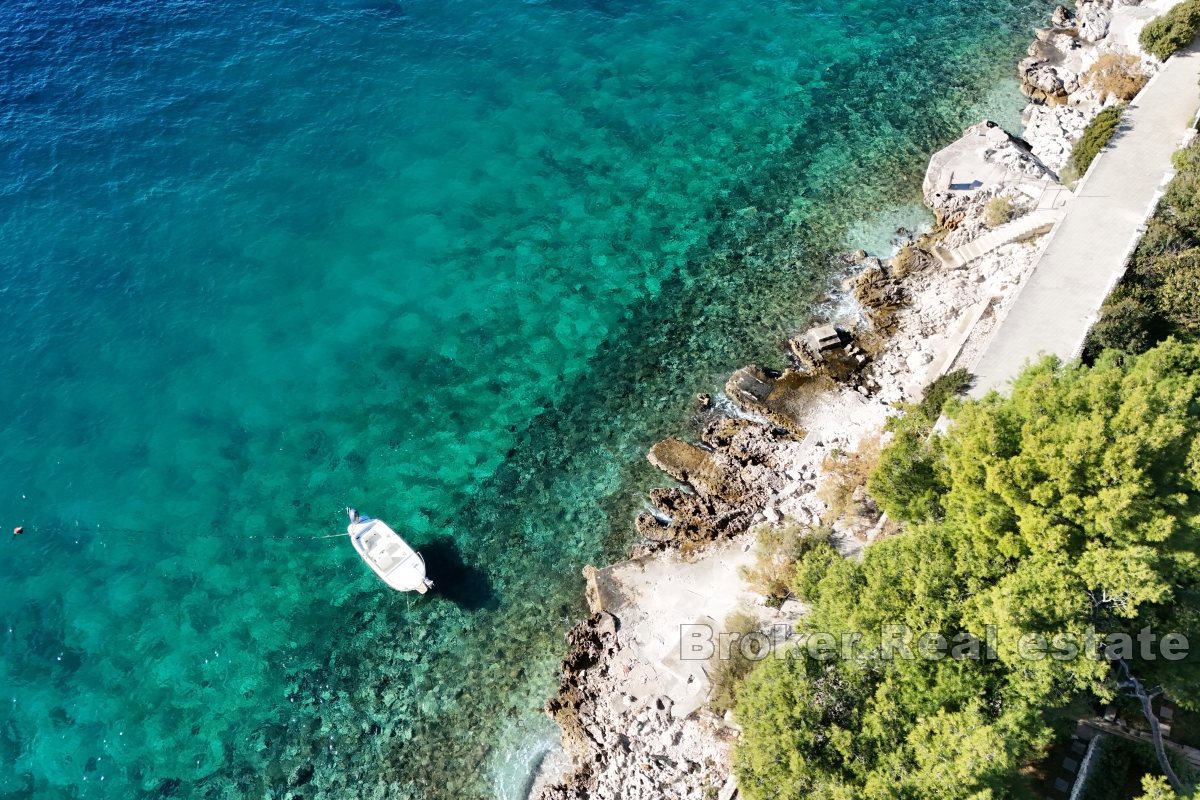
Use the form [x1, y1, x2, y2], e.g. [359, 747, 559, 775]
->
[537, 0, 1172, 796]
[635, 416, 799, 549]
[535, 554, 747, 800]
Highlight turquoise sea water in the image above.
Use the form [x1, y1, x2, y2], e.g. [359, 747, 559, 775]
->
[0, 1, 1050, 797]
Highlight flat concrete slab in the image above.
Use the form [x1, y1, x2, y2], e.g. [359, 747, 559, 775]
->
[584, 537, 804, 717]
[969, 44, 1200, 396]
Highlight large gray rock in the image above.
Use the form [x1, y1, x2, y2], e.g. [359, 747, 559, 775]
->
[1028, 38, 1062, 61]
[1076, 0, 1112, 42]
[1021, 60, 1068, 98]
[647, 438, 741, 502]
[724, 365, 827, 430]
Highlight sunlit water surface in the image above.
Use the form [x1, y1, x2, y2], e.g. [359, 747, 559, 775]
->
[0, 0, 1048, 797]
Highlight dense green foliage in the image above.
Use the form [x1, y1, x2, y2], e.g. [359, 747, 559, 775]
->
[918, 367, 972, 420]
[1140, 0, 1200, 61]
[1078, 736, 1193, 800]
[735, 343, 1200, 799]
[1088, 139, 1200, 357]
[864, 369, 969, 522]
[866, 409, 943, 522]
[740, 522, 832, 603]
[1137, 775, 1182, 800]
[1072, 105, 1124, 177]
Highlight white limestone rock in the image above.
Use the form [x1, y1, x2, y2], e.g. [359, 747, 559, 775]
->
[1076, 0, 1113, 42]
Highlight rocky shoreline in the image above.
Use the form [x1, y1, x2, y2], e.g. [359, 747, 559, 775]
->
[530, 1, 1179, 797]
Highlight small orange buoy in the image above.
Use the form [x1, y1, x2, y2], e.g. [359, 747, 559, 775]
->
[13, 527, 23, 536]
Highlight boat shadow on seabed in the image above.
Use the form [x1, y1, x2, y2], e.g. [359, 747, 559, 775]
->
[418, 537, 500, 612]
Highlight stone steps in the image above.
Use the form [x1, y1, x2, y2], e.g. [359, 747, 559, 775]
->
[938, 206, 1063, 268]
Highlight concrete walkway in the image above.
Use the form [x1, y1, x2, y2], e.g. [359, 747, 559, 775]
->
[969, 45, 1200, 396]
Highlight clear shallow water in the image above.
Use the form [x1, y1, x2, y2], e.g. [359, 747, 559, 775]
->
[0, 0, 1049, 797]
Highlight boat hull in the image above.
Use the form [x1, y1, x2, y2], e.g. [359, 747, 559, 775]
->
[347, 515, 430, 593]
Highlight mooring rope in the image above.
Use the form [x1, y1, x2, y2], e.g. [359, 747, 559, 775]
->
[9, 523, 349, 542]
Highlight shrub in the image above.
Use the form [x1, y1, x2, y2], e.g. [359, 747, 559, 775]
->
[867, 411, 945, 522]
[984, 195, 1017, 227]
[818, 435, 881, 524]
[1134, 775, 1175, 800]
[708, 611, 767, 714]
[1085, 53, 1149, 102]
[918, 367, 972, 419]
[1173, 138, 1200, 174]
[1071, 104, 1124, 177]
[1084, 290, 1159, 358]
[855, 372, 967, 522]
[790, 538, 842, 602]
[739, 521, 831, 604]
[1140, 0, 1200, 61]
[1160, 248, 1200, 331]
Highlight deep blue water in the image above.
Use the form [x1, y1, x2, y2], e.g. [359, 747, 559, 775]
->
[0, 0, 1049, 797]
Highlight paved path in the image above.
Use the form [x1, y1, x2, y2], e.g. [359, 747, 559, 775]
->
[969, 45, 1200, 396]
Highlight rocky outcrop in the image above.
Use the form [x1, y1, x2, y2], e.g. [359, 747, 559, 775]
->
[1020, 55, 1073, 105]
[1023, 104, 1091, 168]
[538, 612, 736, 800]
[1018, 0, 1164, 171]
[543, 612, 621, 777]
[848, 260, 911, 335]
[723, 365, 831, 430]
[1076, 0, 1113, 42]
[647, 438, 744, 502]
[635, 416, 797, 548]
[923, 120, 1055, 223]
[788, 324, 873, 386]
[1018, 19, 1083, 104]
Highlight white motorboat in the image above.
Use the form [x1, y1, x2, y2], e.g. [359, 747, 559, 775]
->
[346, 508, 433, 594]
